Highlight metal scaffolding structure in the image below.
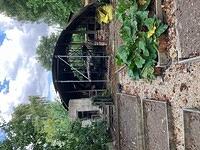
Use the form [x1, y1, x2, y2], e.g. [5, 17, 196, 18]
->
[52, 3, 111, 106]
[55, 55, 110, 83]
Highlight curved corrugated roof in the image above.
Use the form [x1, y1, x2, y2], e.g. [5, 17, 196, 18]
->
[52, 3, 98, 108]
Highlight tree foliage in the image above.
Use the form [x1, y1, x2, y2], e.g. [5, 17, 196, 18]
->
[0, 96, 52, 149]
[36, 33, 58, 71]
[0, 96, 110, 150]
[36, 33, 86, 71]
[0, 0, 82, 26]
[67, 121, 110, 150]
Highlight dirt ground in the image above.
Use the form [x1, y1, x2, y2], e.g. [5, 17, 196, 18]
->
[109, 0, 200, 150]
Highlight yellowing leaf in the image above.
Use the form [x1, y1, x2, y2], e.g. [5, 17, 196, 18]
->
[97, 4, 113, 24]
[102, 5, 113, 20]
[147, 26, 156, 38]
[97, 9, 109, 23]
[138, 0, 147, 5]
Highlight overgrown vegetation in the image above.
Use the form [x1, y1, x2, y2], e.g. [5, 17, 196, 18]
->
[0, 97, 111, 150]
[116, 0, 168, 80]
[69, 33, 86, 80]
[0, 0, 82, 26]
[36, 33, 59, 71]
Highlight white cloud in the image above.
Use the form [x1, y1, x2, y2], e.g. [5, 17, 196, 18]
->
[49, 82, 60, 101]
[0, 14, 57, 122]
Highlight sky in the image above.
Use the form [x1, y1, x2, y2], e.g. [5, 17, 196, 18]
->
[0, 14, 58, 122]
[0, 30, 6, 45]
[0, 129, 5, 142]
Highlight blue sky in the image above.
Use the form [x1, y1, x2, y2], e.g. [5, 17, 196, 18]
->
[0, 129, 5, 142]
[0, 78, 9, 94]
[0, 30, 6, 46]
[0, 14, 57, 122]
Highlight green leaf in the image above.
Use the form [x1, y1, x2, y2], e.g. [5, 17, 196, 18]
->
[120, 18, 138, 43]
[122, 25, 132, 36]
[128, 68, 140, 80]
[144, 18, 155, 30]
[116, 12, 125, 22]
[138, 40, 149, 56]
[141, 63, 155, 80]
[116, 45, 130, 64]
[130, 20, 138, 42]
[149, 50, 157, 60]
[117, 0, 130, 14]
[155, 24, 168, 37]
[135, 55, 145, 68]
[136, 11, 149, 22]
[115, 55, 123, 65]
[146, 40, 158, 59]
[129, 4, 138, 16]
[143, 49, 149, 57]
[136, 11, 149, 29]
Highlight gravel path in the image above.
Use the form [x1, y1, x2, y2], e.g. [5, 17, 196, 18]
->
[119, 62, 200, 149]
[110, 0, 200, 149]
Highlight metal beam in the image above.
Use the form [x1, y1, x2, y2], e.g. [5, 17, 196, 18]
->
[178, 56, 200, 64]
[55, 80, 108, 83]
[57, 55, 110, 58]
[58, 56, 90, 81]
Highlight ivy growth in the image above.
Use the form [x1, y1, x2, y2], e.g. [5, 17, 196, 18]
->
[116, 0, 168, 80]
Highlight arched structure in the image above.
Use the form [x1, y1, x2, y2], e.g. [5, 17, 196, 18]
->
[52, 3, 110, 108]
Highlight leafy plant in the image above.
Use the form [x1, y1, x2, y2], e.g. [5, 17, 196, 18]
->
[0, 97, 111, 150]
[36, 33, 59, 71]
[116, 0, 168, 80]
[0, 0, 82, 27]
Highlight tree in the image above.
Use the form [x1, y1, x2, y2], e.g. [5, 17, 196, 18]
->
[0, 0, 82, 26]
[42, 101, 71, 148]
[66, 121, 111, 150]
[0, 97, 111, 150]
[36, 33, 58, 71]
[0, 96, 52, 149]
[36, 33, 85, 71]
